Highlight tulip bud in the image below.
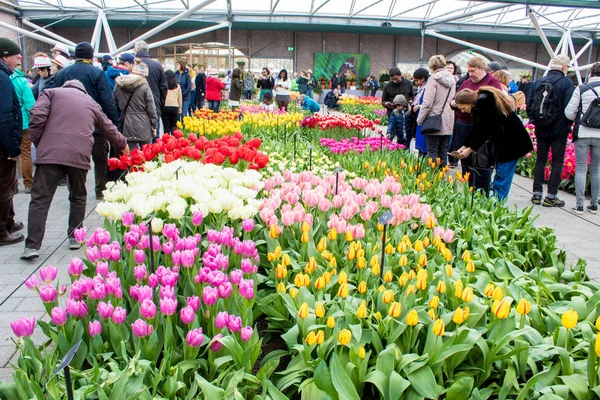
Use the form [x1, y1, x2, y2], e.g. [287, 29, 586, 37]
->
[397, 242, 407, 253]
[382, 289, 394, 304]
[484, 283, 495, 297]
[452, 307, 467, 324]
[357, 346, 366, 359]
[416, 278, 427, 291]
[269, 225, 279, 238]
[328, 229, 337, 241]
[385, 243, 394, 255]
[371, 263, 380, 276]
[418, 254, 427, 267]
[492, 298, 511, 319]
[337, 329, 352, 346]
[427, 309, 436, 319]
[432, 235, 441, 247]
[383, 270, 393, 283]
[305, 331, 317, 346]
[357, 256, 366, 269]
[358, 281, 367, 294]
[454, 281, 464, 299]
[423, 236, 430, 247]
[338, 270, 348, 284]
[413, 240, 424, 252]
[596, 334, 600, 358]
[314, 277, 326, 290]
[398, 273, 408, 287]
[277, 282, 286, 293]
[356, 302, 367, 319]
[405, 284, 416, 296]
[433, 319, 445, 336]
[445, 264, 453, 277]
[338, 283, 349, 298]
[301, 231, 310, 243]
[345, 230, 353, 241]
[289, 288, 298, 299]
[516, 299, 531, 315]
[461, 287, 474, 302]
[317, 237, 327, 252]
[316, 330, 325, 344]
[315, 302, 325, 318]
[281, 253, 291, 267]
[462, 250, 471, 262]
[327, 316, 336, 328]
[276, 264, 287, 280]
[436, 281, 446, 294]
[388, 302, 401, 318]
[406, 309, 419, 326]
[562, 309, 578, 330]
[298, 302, 309, 319]
[346, 247, 356, 260]
[493, 287, 503, 301]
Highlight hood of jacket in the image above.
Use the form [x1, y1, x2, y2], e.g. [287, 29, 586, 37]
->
[115, 74, 146, 91]
[431, 69, 454, 89]
[11, 68, 25, 79]
[62, 79, 88, 93]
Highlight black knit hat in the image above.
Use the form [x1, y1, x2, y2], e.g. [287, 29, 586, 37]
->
[0, 38, 21, 57]
[75, 42, 94, 59]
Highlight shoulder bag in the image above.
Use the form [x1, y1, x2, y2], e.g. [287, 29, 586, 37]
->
[421, 86, 452, 134]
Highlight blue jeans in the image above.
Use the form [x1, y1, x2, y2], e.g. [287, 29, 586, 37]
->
[189, 92, 196, 115]
[208, 101, 220, 113]
[245, 90, 253, 100]
[180, 99, 190, 119]
[307, 88, 314, 99]
[493, 159, 518, 201]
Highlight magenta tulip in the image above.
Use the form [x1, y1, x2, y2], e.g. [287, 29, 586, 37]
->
[180, 306, 195, 324]
[210, 333, 223, 351]
[88, 320, 102, 337]
[160, 297, 177, 316]
[67, 258, 84, 277]
[121, 211, 134, 227]
[240, 326, 253, 342]
[39, 265, 58, 283]
[51, 307, 67, 326]
[24, 275, 40, 290]
[73, 227, 87, 243]
[39, 285, 57, 303]
[97, 301, 114, 319]
[215, 311, 229, 329]
[10, 317, 36, 337]
[192, 210, 203, 226]
[202, 286, 218, 306]
[132, 319, 153, 338]
[186, 328, 204, 347]
[187, 296, 200, 311]
[241, 219, 254, 232]
[111, 307, 127, 324]
[140, 298, 156, 320]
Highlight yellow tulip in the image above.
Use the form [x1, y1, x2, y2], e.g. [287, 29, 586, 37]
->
[399, 255, 408, 267]
[357, 248, 365, 258]
[346, 230, 353, 241]
[298, 302, 309, 319]
[443, 249, 453, 262]
[370, 255, 379, 268]
[358, 346, 366, 359]
[338, 270, 348, 284]
[433, 319, 445, 336]
[462, 250, 471, 262]
[436, 281, 446, 294]
[314, 277, 326, 290]
[328, 229, 337, 241]
[492, 287, 503, 301]
[358, 281, 367, 294]
[418, 254, 428, 267]
[357, 256, 366, 269]
[452, 307, 467, 324]
[276, 264, 287, 280]
[454, 281, 464, 299]
[461, 287, 474, 302]
[281, 253, 291, 267]
[375, 311, 382, 321]
[305, 331, 317, 345]
[417, 269, 428, 281]
[484, 283, 495, 297]
[595, 334, 600, 357]
[427, 309, 436, 319]
[327, 316, 336, 328]
[516, 299, 531, 315]
[277, 282, 286, 293]
[301, 221, 310, 233]
[429, 296, 440, 309]
[385, 243, 394, 255]
[371, 263, 380, 276]
[413, 239, 424, 252]
[383, 270, 393, 283]
[346, 247, 356, 260]
[432, 235, 441, 247]
[397, 242, 407, 253]
[492, 298, 511, 319]
[408, 270, 416, 280]
[423, 236, 430, 247]
[398, 273, 408, 287]
[562, 309, 578, 330]
[315, 302, 325, 318]
[425, 217, 435, 229]
[338, 329, 352, 345]
[316, 330, 325, 344]
[289, 288, 298, 299]
[416, 278, 427, 291]
[294, 274, 305, 288]
[378, 285, 386, 293]
[273, 247, 281, 259]
[382, 289, 394, 304]
[465, 260, 475, 273]
[406, 310, 419, 326]
[356, 302, 367, 319]
[338, 283, 349, 298]
[305, 257, 317, 274]
[316, 237, 327, 252]
[445, 264, 453, 277]
[301, 231, 310, 243]
[388, 302, 402, 318]
[269, 225, 279, 238]
[323, 272, 331, 283]
[405, 284, 416, 296]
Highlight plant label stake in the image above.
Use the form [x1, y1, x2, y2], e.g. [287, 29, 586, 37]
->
[378, 210, 393, 275]
[284, 123, 287, 144]
[51, 339, 82, 400]
[174, 165, 183, 180]
[144, 213, 157, 273]
[293, 131, 298, 160]
[333, 166, 342, 195]
[380, 132, 384, 153]
[308, 145, 314, 171]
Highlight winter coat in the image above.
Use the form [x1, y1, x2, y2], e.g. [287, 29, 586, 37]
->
[465, 90, 533, 163]
[416, 69, 456, 136]
[195, 73, 206, 99]
[105, 65, 129, 92]
[205, 76, 225, 101]
[331, 75, 338, 90]
[324, 92, 339, 109]
[301, 97, 320, 113]
[338, 74, 347, 89]
[136, 51, 168, 112]
[526, 70, 575, 138]
[31, 74, 52, 100]
[29, 80, 127, 170]
[257, 77, 275, 90]
[165, 86, 182, 113]
[53, 60, 119, 125]
[0, 60, 22, 157]
[387, 108, 413, 140]
[455, 73, 503, 123]
[565, 76, 600, 140]
[10, 68, 35, 130]
[244, 75, 254, 91]
[113, 74, 157, 143]
[229, 77, 242, 102]
[296, 76, 309, 94]
[175, 70, 192, 101]
[382, 78, 414, 115]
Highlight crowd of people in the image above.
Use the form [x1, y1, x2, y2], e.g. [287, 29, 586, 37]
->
[1, 34, 599, 259]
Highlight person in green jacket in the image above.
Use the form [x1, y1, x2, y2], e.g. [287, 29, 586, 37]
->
[10, 67, 35, 194]
[291, 71, 299, 92]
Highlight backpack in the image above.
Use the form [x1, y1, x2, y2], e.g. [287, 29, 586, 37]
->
[373, 80, 380, 89]
[580, 84, 600, 129]
[573, 81, 600, 140]
[528, 75, 563, 126]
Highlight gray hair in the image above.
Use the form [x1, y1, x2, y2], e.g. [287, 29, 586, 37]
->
[134, 41, 149, 53]
[550, 55, 570, 71]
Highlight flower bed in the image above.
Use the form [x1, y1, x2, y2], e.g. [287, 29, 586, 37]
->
[338, 95, 388, 125]
[320, 136, 405, 154]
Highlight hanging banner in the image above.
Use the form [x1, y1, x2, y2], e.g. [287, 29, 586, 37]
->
[313, 52, 371, 82]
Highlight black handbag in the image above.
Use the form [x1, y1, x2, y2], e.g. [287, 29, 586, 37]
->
[472, 138, 498, 169]
[421, 86, 452, 134]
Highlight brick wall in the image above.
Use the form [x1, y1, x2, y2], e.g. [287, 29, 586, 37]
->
[0, 9, 17, 41]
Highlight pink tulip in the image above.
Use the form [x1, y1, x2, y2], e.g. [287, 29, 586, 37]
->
[111, 307, 127, 324]
[134, 265, 148, 282]
[39, 285, 57, 303]
[88, 281, 107, 300]
[39, 266, 58, 283]
[227, 315, 242, 333]
[10, 317, 36, 337]
[181, 250, 195, 268]
[24, 275, 40, 290]
[160, 297, 178, 316]
[215, 311, 229, 329]
[186, 328, 204, 347]
[121, 211, 134, 227]
[162, 224, 179, 241]
[218, 282, 233, 299]
[180, 306, 195, 324]
[161, 272, 178, 288]
[97, 301, 114, 319]
[148, 273, 159, 288]
[281, 211, 294, 227]
[137, 285, 153, 302]
[239, 279, 254, 299]
[51, 306, 67, 326]
[86, 246, 100, 263]
[132, 319, 154, 338]
[88, 320, 102, 337]
[202, 286, 218, 306]
[241, 219, 254, 232]
[96, 261, 109, 276]
[192, 210, 203, 226]
[134, 249, 145, 264]
[73, 227, 87, 243]
[210, 333, 223, 351]
[140, 298, 156, 319]
[66, 299, 88, 318]
[160, 285, 175, 300]
[240, 326, 253, 342]
[187, 296, 200, 311]
[68, 258, 84, 277]
[229, 269, 243, 285]
[93, 229, 111, 246]
[442, 229, 455, 243]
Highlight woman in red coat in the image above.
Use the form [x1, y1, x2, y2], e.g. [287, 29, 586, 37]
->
[205, 69, 225, 113]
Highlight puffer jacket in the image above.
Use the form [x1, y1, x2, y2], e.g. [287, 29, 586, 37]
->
[417, 69, 456, 135]
[565, 76, 600, 140]
[526, 70, 574, 138]
[175, 69, 192, 101]
[113, 74, 157, 143]
[205, 76, 225, 101]
[10, 68, 35, 129]
[29, 80, 127, 170]
[0, 60, 22, 157]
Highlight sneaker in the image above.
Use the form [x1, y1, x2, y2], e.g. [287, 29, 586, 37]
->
[0, 232, 24, 246]
[531, 194, 542, 205]
[572, 206, 584, 215]
[69, 238, 82, 250]
[20, 247, 39, 260]
[588, 205, 598, 214]
[543, 197, 565, 207]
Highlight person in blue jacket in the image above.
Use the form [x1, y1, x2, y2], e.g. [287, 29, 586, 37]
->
[175, 60, 192, 118]
[105, 53, 132, 91]
[299, 94, 320, 114]
[386, 94, 412, 147]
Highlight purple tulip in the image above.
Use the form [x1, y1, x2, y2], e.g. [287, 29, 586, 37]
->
[88, 320, 102, 336]
[186, 328, 204, 347]
[215, 311, 229, 329]
[132, 319, 153, 338]
[39, 265, 58, 283]
[111, 307, 127, 324]
[240, 326, 253, 342]
[180, 306, 195, 324]
[51, 306, 67, 326]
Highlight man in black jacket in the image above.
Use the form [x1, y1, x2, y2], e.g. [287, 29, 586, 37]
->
[53, 42, 119, 201]
[381, 67, 414, 117]
[195, 67, 206, 108]
[134, 41, 167, 129]
[0, 38, 25, 246]
[526, 55, 575, 207]
[338, 72, 347, 94]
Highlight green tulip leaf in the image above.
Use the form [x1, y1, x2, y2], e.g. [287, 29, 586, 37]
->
[407, 365, 437, 399]
[446, 376, 474, 400]
[329, 353, 360, 400]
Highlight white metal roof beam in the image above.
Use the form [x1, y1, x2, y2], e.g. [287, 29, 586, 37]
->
[180, 0, 188, 9]
[270, 0, 280, 15]
[528, 7, 555, 58]
[145, 20, 229, 49]
[390, 0, 436, 20]
[21, 18, 77, 46]
[349, 0, 356, 16]
[132, 0, 148, 11]
[311, 0, 330, 16]
[84, 0, 101, 8]
[352, 0, 383, 17]
[387, 0, 398, 19]
[101, 10, 117, 52]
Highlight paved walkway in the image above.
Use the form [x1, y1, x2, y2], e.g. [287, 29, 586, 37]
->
[0, 169, 598, 382]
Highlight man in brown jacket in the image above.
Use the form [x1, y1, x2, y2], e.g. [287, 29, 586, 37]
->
[21, 80, 129, 260]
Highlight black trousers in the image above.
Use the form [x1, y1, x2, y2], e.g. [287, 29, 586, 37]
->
[26, 164, 88, 250]
[0, 148, 17, 237]
[162, 107, 179, 134]
[533, 134, 568, 197]
[92, 133, 108, 197]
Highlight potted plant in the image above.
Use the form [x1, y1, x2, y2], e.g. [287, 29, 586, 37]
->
[379, 72, 390, 85]
[349, 76, 357, 91]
